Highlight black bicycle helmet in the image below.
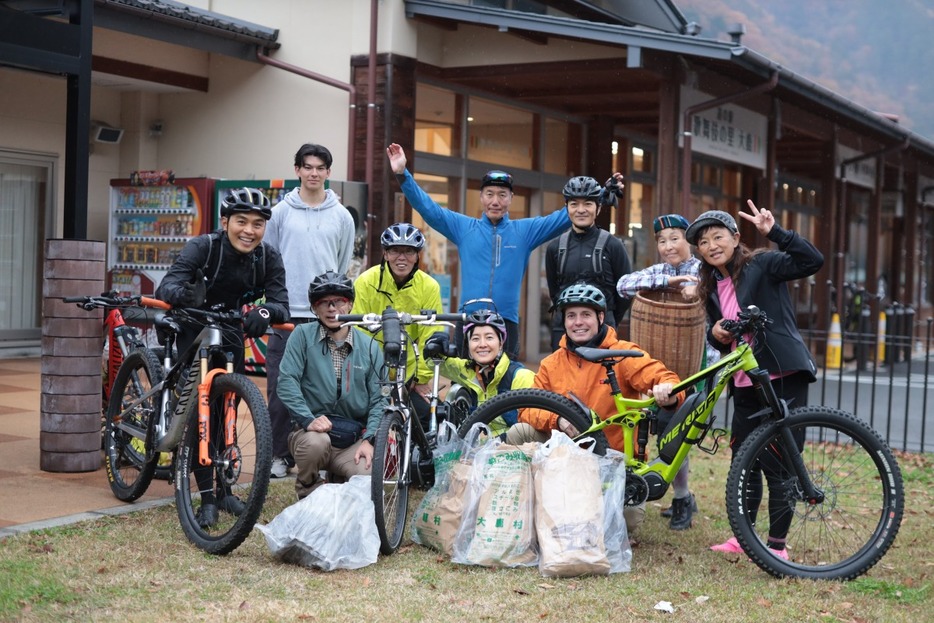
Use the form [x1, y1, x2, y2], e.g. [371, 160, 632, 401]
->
[380, 222, 425, 249]
[685, 210, 738, 245]
[463, 308, 508, 343]
[555, 282, 607, 312]
[307, 270, 355, 306]
[220, 187, 272, 220]
[562, 176, 603, 201]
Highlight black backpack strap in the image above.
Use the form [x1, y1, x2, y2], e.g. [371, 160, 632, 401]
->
[592, 228, 610, 275]
[556, 231, 571, 279]
[498, 360, 524, 392]
[203, 231, 223, 289]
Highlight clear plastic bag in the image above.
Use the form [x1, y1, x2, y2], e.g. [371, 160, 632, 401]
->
[256, 475, 379, 571]
[599, 449, 632, 573]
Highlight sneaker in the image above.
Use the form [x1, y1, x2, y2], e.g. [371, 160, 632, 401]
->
[217, 494, 245, 516]
[270, 456, 290, 479]
[668, 493, 696, 530]
[710, 536, 743, 554]
[769, 547, 790, 560]
[661, 495, 698, 518]
[196, 503, 218, 528]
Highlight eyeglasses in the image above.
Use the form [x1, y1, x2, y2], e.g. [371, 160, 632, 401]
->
[314, 297, 350, 309]
[385, 247, 418, 258]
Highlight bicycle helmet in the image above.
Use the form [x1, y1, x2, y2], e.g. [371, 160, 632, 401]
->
[685, 210, 738, 245]
[555, 282, 607, 312]
[380, 222, 425, 249]
[653, 214, 691, 233]
[481, 170, 513, 191]
[220, 187, 272, 220]
[307, 270, 355, 306]
[562, 176, 603, 201]
[463, 308, 508, 343]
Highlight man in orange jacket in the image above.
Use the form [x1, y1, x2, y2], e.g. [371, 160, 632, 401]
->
[507, 281, 684, 531]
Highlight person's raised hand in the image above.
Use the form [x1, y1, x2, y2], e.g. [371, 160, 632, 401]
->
[739, 199, 775, 236]
[386, 143, 407, 175]
[181, 268, 207, 308]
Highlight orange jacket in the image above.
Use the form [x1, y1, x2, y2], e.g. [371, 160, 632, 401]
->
[521, 326, 684, 452]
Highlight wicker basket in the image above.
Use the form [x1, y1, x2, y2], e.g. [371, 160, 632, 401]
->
[629, 289, 706, 382]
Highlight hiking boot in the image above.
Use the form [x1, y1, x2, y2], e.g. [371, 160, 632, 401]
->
[196, 503, 218, 528]
[668, 493, 696, 530]
[270, 456, 290, 479]
[217, 494, 245, 516]
[661, 494, 698, 518]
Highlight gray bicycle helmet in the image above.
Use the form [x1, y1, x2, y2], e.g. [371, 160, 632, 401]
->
[380, 222, 425, 249]
[562, 176, 603, 201]
[307, 270, 355, 306]
[685, 210, 738, 245]
[220, 187, 272, 220]
[555, 282, 607, 312]
[463, 309, 508, 343]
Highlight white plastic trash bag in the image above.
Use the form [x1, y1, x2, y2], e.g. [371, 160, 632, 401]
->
[256, 474, 379, 571]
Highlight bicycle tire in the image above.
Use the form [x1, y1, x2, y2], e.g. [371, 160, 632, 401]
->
[457, 388, 608, 455]
[726, 406, 903, 580]
[174, 373, 272, 555]
[103, 348, 163, 502]
[444, 384, 475, 430]
[371, 409, 410, 555]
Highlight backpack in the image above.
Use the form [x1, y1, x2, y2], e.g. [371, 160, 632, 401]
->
[497, 360, 525, 426]
[555, 228, 610, 281]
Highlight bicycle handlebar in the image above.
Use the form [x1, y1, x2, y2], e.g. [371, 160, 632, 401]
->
[336, 309, 465, 326]
[720, 305, 771, 339]
[64, 293, 170, 311]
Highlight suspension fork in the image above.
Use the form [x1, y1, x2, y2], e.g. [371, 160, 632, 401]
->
[196, 352, 235, 467]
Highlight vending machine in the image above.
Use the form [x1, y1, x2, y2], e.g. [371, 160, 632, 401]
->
[107, 174, 216, 297]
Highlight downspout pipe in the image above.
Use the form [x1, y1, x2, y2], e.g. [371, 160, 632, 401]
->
[835, 137, 911, 312]
[256, 48, 357, 180]
[366, 0, 378, 243]
[680, 71, 779, 219]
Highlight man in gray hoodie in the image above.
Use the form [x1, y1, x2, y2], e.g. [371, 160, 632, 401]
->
[264, 143, 356, 478]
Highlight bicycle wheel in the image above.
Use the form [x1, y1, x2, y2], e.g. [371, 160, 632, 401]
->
[726, 406, 903, 580]
[443, 384, 475, 430]
[457, 388, 608, 455]
[371, 409, 410, 555]
[103, 348, 163, 502]
[174, 373, 272, 555]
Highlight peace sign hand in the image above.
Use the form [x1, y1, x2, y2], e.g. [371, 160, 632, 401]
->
[739, 199, 775, 236]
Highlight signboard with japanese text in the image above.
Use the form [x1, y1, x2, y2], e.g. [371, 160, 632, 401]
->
[678, 87, 768, 170]
[836, 145, 877, 190]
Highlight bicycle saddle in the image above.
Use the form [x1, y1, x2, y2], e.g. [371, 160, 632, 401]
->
[574, 346, 644, 363]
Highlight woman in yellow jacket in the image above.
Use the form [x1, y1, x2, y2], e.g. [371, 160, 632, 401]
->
[353, 223, 442, 428]
[423, 309, 534, 437]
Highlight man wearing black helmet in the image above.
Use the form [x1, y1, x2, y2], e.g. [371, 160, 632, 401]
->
[387, 142, 570, 359]
[276, 271, 387, 500]
[545, 173, 632, 351]
[155, 187, 289, 527]
[507, 281, 684, 532]
[353, 223, 442, 428]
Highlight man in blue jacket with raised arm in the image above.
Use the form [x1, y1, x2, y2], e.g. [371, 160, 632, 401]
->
[387, 142, 570, 359]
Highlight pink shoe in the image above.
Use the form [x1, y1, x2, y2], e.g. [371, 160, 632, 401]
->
[710, 536, 743, 553]
[769, 547, 790, 560]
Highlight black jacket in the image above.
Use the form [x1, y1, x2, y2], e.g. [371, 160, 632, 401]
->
[706, 225, 823, 381]
[545, 225, 632, 324]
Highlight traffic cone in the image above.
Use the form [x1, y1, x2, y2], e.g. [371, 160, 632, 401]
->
[877, 310, 886, 363]
[826, 313, 842, 369]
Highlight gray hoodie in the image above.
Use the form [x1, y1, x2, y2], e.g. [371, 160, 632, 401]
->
[265, 187, 355, 318]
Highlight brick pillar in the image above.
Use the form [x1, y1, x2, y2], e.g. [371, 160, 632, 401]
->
[40, 239, 105, 472]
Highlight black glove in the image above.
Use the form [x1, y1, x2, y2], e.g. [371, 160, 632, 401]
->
[180, 269, 207, 307]
[243, 306, 271, 339]
[423, 331, 450, 359]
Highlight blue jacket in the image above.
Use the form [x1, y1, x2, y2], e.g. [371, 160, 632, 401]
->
[398, 170, 570, 322]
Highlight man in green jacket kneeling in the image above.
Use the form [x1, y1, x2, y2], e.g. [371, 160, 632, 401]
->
[276, 271, 387, 500]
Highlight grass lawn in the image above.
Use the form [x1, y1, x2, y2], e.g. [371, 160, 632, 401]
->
[1, 448, 931, 622]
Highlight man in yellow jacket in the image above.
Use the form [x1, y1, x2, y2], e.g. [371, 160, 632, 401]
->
[353, 223, 442, 428]
[508, 281, 684, 531]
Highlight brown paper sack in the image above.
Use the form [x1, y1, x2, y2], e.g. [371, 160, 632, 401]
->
[465, 443, 538, 567]
[534, 444, 609, 577]
[413, 461, 472, 556]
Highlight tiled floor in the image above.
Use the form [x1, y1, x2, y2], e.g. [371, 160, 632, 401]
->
[0, 357, 268, 537]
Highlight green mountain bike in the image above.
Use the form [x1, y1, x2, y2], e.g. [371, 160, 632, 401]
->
[458, 306, 903, 580]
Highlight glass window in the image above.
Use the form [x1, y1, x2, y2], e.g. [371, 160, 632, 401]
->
[467, 97, 533, 169]
[631, 146, 654, 173]
[415, 84, 458, 157]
